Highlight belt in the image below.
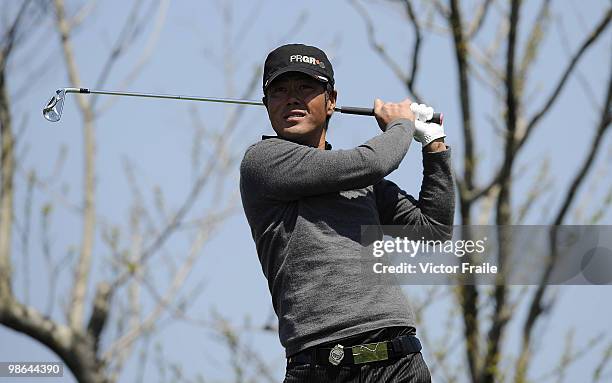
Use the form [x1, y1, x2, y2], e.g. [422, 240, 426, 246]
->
[287, 335, 422, 367]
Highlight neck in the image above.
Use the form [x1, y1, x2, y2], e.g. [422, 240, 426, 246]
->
[286, 126, 327, 149]
[315, 128, 327, 149]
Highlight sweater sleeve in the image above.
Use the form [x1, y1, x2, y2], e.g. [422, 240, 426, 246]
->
[374, 146, 455, 240]
[240, 119, 415, 201]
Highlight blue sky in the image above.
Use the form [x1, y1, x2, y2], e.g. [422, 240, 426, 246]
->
[1, 0, 611, 381]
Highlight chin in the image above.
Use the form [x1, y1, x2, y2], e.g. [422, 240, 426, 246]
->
[276, 122, 316, 137]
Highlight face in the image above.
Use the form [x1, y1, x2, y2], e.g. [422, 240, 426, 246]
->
[264, 72, 336, 146]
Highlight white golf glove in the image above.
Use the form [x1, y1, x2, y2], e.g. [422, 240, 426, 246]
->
[410, 102, 446, 147]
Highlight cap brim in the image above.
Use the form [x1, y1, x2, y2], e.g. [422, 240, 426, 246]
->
[264, 67, 329, 89]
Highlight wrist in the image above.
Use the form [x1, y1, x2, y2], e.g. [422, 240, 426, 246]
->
[384, 118, 414, 133]
[423, 138, 446, 153]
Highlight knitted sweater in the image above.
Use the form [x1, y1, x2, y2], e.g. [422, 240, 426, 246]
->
[239, 119, 455, 356]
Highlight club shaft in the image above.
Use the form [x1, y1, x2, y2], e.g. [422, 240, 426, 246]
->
[64, 88, 443, 123]
[68, 88, 263, 106]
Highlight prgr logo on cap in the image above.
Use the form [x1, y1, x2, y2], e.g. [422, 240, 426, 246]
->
[289, 55, 326, 69]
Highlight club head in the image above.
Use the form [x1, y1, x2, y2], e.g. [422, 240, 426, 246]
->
[43, 89, 66, 122]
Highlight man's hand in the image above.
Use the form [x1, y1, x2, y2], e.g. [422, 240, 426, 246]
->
[410, 102, 446, 148]
[374, 98, 415, 132]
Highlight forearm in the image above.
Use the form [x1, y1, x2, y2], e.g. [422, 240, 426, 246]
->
[240, 120, 415, 200]
[417, 147, 455, 225]
[375, 146, 455, 227]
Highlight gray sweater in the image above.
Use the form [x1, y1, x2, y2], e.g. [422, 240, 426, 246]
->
[239, 119, 455, 357]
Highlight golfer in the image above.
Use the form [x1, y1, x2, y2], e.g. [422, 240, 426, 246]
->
[240, 44, 455, 382]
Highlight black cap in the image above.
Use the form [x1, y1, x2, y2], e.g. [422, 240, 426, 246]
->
[263, 44, 334, 91]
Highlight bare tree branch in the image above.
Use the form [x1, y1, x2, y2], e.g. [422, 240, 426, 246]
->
[402, 0, 423, 101]
[107, 204, 143, 381]
[96, 0, 170, 115]
[516, 8, 611, 154]
[103, 218, 213, 360]
[555, 14, 601, 111]
[480, 1, 523, 381]
[517, 0, 552, 93]
[365, 1, 612, 382]
[431, 0, 450, 19]
[1, 296, 110, 382]
[593, 343, 612, 383]
[350, 0, 422, 101]
[109, 57, 260, 291]
[86, 281, 112, 352]
[0, 0, 33, 306]
[532, 330, 605, 382]
[446, 2, 483, 381]
[54, 0, 96, 331]
[516, 60, 612, 383]
[19, 171, 34, 305]
[466, 7, 610, 207]
[515, 157, 551, 224]
[67, 0, 98, 30]
[2, 2, 314, 382]
[448, 0, 477, 220]
[90, 0, 146, 110]
[466, 0, 494, 40]
[476, 184, 499, 225]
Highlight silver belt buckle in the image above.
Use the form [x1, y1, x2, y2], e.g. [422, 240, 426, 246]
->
[329, 344, 345, 366]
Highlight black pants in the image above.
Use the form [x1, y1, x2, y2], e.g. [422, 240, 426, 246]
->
[283, 351, 431, 382]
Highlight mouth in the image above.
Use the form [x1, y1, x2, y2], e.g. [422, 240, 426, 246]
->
[283, 110, 307, 121]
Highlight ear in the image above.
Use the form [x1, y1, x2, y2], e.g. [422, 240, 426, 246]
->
[327, 89, 337, 116]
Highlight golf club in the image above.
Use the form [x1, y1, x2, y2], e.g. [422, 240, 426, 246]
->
[43, 87, 443, 124]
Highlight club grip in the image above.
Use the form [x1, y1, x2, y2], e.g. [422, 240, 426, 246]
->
[338, 106, 443, 125]
[337, 106, 374, 116]
[430, 113, 443, 125]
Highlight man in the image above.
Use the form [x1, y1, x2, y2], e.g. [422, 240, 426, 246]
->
[240, 44, 455, 382]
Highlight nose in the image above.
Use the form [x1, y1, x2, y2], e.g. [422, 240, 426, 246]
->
[285, 85, 303, 105]
[286, 94, 301, 105]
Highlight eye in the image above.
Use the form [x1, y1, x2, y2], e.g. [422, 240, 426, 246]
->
[269, 86, 287, 95]
[298, 84, 318, 96]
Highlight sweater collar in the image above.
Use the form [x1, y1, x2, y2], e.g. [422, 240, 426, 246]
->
[261, 135, 333, 150]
